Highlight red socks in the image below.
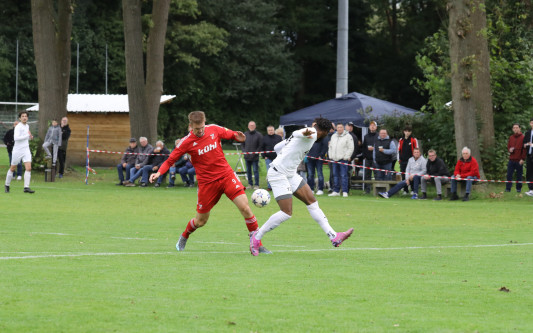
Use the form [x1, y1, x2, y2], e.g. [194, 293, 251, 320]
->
[181, 219, 197, 239]
[245, 215, 258, 232]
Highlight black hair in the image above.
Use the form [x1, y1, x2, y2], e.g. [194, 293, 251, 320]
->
[404, 125, 412, 131]
[314, 117, 332, 132]
[18, 111, 28, 118]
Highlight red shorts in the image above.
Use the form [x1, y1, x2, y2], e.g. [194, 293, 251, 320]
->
[196, 172, 246, 214]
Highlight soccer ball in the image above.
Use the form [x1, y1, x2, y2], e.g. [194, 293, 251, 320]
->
[251, 189, 271, 208]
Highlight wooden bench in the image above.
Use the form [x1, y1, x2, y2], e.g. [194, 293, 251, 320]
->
[351, 180, 399, 196]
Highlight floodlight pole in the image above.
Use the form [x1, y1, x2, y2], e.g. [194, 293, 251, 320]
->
[15, 39, 19, 114]
[335, 0, 348, 98]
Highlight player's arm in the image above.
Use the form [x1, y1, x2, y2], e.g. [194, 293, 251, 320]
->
[150, 145, 185, 183]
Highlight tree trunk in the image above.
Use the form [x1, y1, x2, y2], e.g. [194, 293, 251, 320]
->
[31, 0, 72, 139]
[448, 0, 493, 178]
[122, 0, 170, 144]
[122, 0, 148, 141]
[145, 0, 171, 143]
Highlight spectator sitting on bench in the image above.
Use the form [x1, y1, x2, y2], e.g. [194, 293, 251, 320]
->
[450, 147, 480, 202]
[378, 147, 426, 199]
[141, 140, 170, 188]
[420, 149, 450, 201]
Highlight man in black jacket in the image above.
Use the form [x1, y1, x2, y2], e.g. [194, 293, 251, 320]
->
[2, 121, 23, 179]
[306, 122, 330, 195]
[242, 121, 263, 189]
[261, 125, 282, 190]
[116, 138, 138, 185]
[362, 121, 378, 193]
[141, 140, 171, 187]
[420, 149, 450, 200]
[58, 117, 71, 178]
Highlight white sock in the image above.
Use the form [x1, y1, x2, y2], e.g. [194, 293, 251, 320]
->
[5, 170, 13, 186]
[24, 171, 31, 188]
[255, 211, 291, 240]
[307, 201, 336, 239]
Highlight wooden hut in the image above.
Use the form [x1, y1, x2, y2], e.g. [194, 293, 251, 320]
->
[27, 94, 176, 166]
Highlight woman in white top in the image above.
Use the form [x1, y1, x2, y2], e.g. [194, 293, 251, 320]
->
[250, 117, 353, 256]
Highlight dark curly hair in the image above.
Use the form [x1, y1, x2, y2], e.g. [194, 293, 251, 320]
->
[314, 117, 332, 132]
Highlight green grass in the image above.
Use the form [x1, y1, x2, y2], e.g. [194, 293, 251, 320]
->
[1, 147, 532, 332]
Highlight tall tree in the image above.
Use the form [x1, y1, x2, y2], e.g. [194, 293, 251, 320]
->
[31, 0, 73, 138]
[448, 0, 493, 176]
[122, 0, 170, 143]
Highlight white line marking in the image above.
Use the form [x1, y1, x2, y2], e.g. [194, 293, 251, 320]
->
[195, 241, 240, 245]
[1, 242, 531, 260]
[30, 232, 72, 236]
[110, 237, 158, 241]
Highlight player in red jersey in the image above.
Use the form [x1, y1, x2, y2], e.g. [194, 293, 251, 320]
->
[150, 111, 271, 254]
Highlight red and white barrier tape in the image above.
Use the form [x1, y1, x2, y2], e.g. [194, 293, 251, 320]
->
[86, 148, 531, 185]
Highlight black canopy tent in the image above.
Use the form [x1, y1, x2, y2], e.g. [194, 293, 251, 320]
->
[279, 92, 418, 128]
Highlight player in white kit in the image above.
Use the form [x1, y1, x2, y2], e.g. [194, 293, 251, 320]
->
[5, 111, 35, 193]
[250, 117, 353, 256]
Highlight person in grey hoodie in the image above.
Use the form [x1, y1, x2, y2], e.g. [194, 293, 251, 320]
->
[42, 119, 62, 165]
[328, 123, 354, 197]
[378, 147, 426, 199]
[124, 137, 153, 186]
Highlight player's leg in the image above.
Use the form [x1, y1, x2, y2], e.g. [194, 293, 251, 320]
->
[177, 211, 210, 251]
[250, 169, 293, 255]
[293, 180, 353, 247]
[176, 181, 223, 251]
[5, 160, 18, 193]
[22, 149, 34, 193]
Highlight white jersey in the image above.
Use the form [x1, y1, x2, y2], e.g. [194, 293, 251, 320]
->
[13, 122, 31, 150]
[271, 128, 317, 175]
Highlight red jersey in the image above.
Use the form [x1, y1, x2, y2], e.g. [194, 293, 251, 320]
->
[159, 124, 238, 184]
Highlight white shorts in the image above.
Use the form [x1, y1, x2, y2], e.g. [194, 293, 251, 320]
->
[267, 167, 305, 200]
[11, 147, 32, 165]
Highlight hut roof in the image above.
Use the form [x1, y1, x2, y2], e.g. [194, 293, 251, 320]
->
[26, 94, 176, 112]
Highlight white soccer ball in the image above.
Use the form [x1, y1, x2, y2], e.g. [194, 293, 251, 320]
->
[251, 189, 271, 208]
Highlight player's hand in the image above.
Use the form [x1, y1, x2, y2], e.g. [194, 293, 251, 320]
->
[149, 172, 160, 183]
[302, 128, 314, 137]
[234, 131, 246, 142]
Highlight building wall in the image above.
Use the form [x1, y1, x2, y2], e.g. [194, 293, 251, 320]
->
[67, 112, 131, 167]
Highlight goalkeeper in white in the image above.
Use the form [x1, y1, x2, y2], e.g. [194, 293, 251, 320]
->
[250, 117, 353, 256]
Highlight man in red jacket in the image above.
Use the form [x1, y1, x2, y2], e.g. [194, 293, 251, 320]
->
[506, 123, 526, 193]
[450, 147, 480, 201]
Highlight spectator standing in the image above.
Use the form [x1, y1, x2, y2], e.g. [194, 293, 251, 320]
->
[57, 117, 71, 178]
[242, 121, 263, 189]
[328, 123, 354, 197]
[450, 147, 480, 201]
[261, 125, 282, 190]
[306, 123, 329, 195]
[362, 121, 378, 193]
[398, 125, 419, 194]
[3, 121, 23, 180]
[521, 119, 533, 196]
[124, 137, 153, 186]
[42, 119, 62, 166]
[345, 122, 360, 179]
[420, 149, 450, 200]
[373, 129, 397, 180]
[506, 123, 525, 193]
[116, 138, 138, 185]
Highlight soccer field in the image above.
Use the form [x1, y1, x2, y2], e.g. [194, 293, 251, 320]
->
[1, 155, 532, 332]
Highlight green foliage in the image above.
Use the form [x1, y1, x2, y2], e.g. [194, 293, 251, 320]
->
[413, 0, 533, 180]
